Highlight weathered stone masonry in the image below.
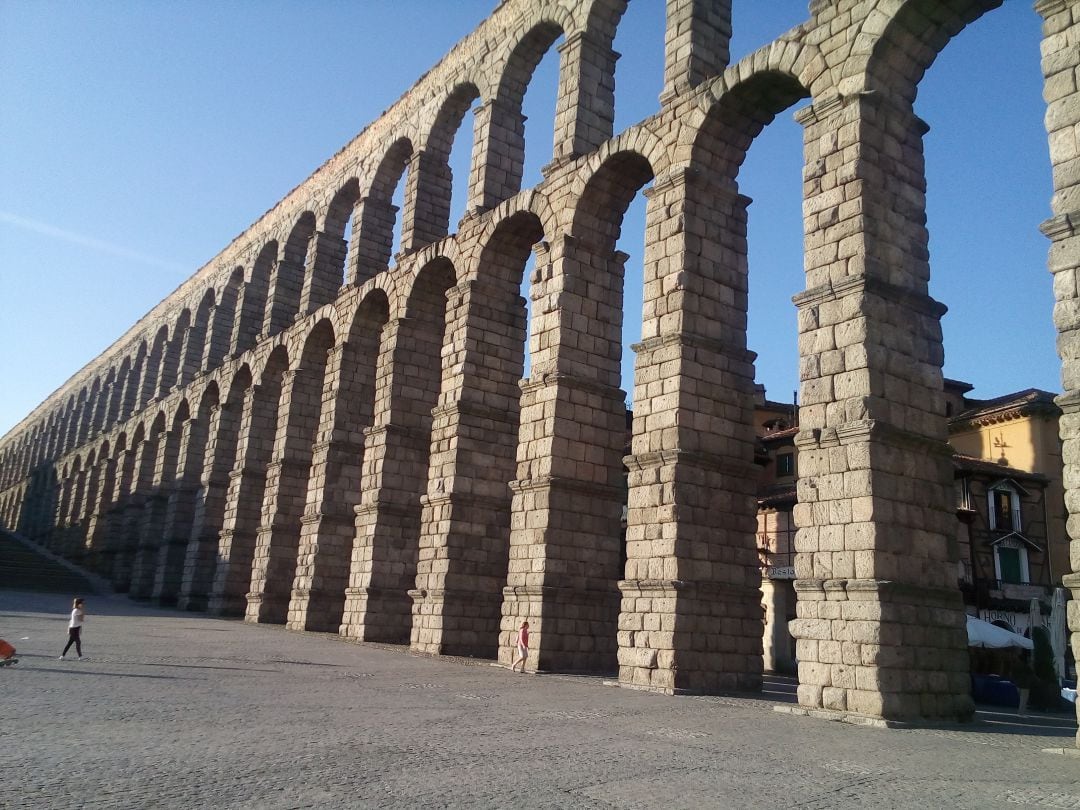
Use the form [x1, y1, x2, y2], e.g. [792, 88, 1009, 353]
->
[2, 0, 1079, 734]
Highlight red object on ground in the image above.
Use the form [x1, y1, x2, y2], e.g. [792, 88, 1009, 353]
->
[0, 640, 15, 660]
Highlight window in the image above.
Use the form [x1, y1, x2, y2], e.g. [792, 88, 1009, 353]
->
[956, 477, 971, 510]
[993, 538, 1029, 584]
[988, 484, 1021, 533]
[776, 452, 795, 477]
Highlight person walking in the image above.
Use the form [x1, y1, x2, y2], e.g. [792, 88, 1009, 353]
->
[59, 598, 87, 661]
[510, 620, 529, 673]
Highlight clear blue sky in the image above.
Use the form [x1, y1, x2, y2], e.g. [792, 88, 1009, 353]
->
[0, 1, 1056, 440]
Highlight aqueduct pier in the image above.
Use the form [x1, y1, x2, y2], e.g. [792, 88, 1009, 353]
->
[2, 0, 1079, 733]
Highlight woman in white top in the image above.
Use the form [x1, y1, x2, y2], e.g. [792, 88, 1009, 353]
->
[59, 597, 86, 660]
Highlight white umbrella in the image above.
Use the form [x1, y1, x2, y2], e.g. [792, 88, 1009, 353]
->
[966, 615, 1034, 650]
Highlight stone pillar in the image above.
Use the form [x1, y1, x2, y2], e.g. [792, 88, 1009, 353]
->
[762, 578, 795, 674]
[130, 428, 181, 599]
[64, 463, 93, 561]
[467, 99, 525, 214]
[287, 344, 367, 632]
[104, 375, 124, 428]
[1036, 0, 1080, 747]
[341, 318, 438, 643]
[301, 230, 347, 315]
[203, 300, 233, 370]
[83, 453, 118, 572]
[787, 92, 970, 722]
[152, 417, 208, 605]
[246, 368, 320, 625]
[231, 283, 264, 357]
[179, 402, 240, 611]
[178, 324, 201, 387]
[265, 259, 305, 335]
[350, 196, 399, 285]
[499, 235, 625, 673]
[209, 383, 278, 617]
[400, 149, 451, 252]
[549, 30, 618, 169]
[49, 470, 75, 553]
[115, 436, 159, 592]
[100, 448, 136, 583]
[661, 0, 731, 102]
[617, 168, 762, 695]
[410, 279, 525, 657]
[158, 331, 184, 397]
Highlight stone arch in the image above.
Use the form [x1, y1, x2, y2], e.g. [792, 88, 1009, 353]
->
[246, 330, 323, 625]
[207, 362, 262, 617]
[89, 375, 108, 437]
[53, 458, 76, 545]
[257, 319, 339, 627]
[501, 149, 656, 674]
[353, 138, 414, 284]
[155, 390, 209, 605]
[857, 0, 1002, 103]
[130, 401, 188, 599]
[481, 19, 567, 205]
[413, 83, 482, 245]
[547, 0, 628, 161]
[690, 70, 810, 183]
[206, 267, 243, 370]
[108, 420, 144, 589]
[310, 178, 361, 300]
[108, 360, 129, 427]
[582, 0, 627, 42]
[475, 210, 546, 289]
[341, 257, 456, 644]
[142, 326, 169, 408]
[58, 394, 78, 455]
[176, 379, 226, 611]
[73, 386, 92, 449]
[181, 289, 215, 387]
[265, 215, 315, 336]
[44, 411, 61, 463]
[59, 450, 91, 557]
[234, 242, 277, 354]
[124, 342, 147, 419]
[411, 213, 542, 657]
[81, 434, 114, 563]
[570, 149, 656, 255]
[159, 309, 192, 398]
[282, 306, 373, 628]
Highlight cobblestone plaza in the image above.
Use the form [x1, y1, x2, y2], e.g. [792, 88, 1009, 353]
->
[3, 589, 1078, 809]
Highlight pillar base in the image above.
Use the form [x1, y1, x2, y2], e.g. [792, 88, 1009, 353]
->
[244, 591, 288, 625]
[287, 586, 347, 633]
[409, 588, 502, 657]
[339, 586, 412, 643]
[617, 578, 764, 695]
[500, 584, 620, 673]
[790, 578, 973, 723]
[206, 593, 245, 618]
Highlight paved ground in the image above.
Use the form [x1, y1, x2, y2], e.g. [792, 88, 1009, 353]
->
[2, 589, 1079, 809]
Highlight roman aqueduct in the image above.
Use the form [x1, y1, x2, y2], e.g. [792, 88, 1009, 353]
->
[2, 0, 1078, 733]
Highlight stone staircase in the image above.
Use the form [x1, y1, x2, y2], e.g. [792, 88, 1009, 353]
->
[0, 530, 99, 594]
